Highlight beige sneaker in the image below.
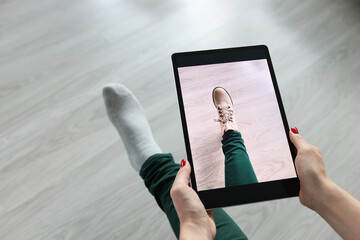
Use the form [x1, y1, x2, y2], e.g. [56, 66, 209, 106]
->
[212, 87, 239, 133]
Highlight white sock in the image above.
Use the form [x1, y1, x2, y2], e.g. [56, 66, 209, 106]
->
[103, 83, 162, 172]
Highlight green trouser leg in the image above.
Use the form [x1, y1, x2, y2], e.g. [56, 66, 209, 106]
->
[222, 130, 258, 187]
[140, 153, 248, 240]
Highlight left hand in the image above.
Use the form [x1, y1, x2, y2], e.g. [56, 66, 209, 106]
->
[170, 160, 216, 240]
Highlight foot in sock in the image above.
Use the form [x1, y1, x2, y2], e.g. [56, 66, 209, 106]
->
[103, 83, 162, 172]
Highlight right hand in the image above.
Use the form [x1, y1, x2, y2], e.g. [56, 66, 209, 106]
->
[289, 127, 333, 210]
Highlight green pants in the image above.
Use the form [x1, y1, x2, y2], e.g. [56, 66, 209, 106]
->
[139, 130, 256, 239]
[223, 130, 258, 187]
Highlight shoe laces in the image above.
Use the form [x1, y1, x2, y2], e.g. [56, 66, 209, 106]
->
[214, 105, 234, 123]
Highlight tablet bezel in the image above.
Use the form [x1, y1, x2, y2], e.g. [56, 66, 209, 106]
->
[172, 45, 300, 209]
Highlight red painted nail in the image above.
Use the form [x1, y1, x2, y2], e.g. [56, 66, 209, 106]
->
[181, 159, 186, 167]
[291, 127, 299, 134]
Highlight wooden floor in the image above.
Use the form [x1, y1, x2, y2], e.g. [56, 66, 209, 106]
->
[1, 0, 359, 239]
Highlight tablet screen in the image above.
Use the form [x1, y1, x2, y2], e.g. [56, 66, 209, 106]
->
[174, 47, 297, 192]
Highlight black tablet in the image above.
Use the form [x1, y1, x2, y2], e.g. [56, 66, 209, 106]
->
[172, 45, 299, 209]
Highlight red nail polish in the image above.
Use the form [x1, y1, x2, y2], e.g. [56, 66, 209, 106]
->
[291, 127, 299, 134]
[181, 159, 186, 167]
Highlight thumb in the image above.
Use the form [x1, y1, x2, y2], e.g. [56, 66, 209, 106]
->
[173, 160, 191, 186]
[289, 127, 309, 151]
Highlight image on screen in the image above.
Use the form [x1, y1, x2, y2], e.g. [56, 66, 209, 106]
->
[178, 59, 297, 191]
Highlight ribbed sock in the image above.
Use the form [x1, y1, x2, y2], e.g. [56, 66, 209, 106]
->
[103, 83, 162, 172]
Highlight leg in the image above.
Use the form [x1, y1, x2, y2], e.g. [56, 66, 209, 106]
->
[140, 153, 248, 240]
[103, 83, 247, 239]
[212, 87, 258, 187]
[222, 130, 258, 187]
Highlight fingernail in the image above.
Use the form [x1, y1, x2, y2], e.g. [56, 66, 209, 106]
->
[181, 159, 186, 167]
[291, 127, 299, 134]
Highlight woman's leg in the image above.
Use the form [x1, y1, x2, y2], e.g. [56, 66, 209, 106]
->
[212, 87, 258, 187]
[222, 130, 258, 187]
[103, 83, 247, 240]
[140, 153, 248, 240]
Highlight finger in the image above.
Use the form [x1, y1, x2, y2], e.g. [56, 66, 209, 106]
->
[173, 160, 191, 186]
[289, 128, 309, 151]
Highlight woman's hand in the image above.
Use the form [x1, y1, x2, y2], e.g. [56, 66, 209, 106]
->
[170, 160, 216, 240]
[289, 127, 332, 210]
[289, 127, 360, 239]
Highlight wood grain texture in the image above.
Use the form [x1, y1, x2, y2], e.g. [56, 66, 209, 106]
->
[1, 0, 359, 239]
[178, 60, 297, 191]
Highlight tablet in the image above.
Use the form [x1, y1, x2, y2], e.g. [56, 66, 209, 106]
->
[172, 45, 299, 209]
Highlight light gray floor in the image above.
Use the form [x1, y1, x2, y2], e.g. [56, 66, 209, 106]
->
[1, 0, 359, 239]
